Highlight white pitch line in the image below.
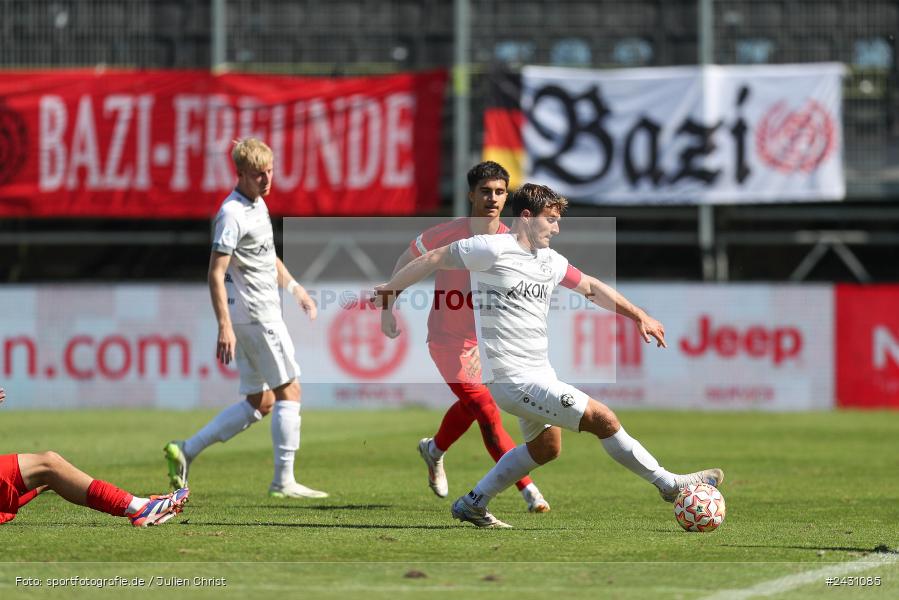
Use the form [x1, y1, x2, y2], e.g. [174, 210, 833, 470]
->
[702, 552, 899, 600]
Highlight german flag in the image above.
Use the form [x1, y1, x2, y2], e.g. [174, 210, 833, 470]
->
[482, 70, 525, 190]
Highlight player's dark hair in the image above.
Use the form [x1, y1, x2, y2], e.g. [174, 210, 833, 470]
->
[467, 161, 510, 191]
[510, 183, 569, 217]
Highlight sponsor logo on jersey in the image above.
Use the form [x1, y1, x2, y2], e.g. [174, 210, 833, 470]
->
[507, 280, 548, 300]
[251, 238, 275, 256]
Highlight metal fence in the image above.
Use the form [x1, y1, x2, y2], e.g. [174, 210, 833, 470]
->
[2, 0, 896, 196]
[1, 0, 898, 283]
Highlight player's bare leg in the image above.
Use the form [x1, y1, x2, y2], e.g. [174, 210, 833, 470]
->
[19, 452, 92, 505]
[168, 394, 266, 488]
[18, 452, 188, 527]
[578, 398, 723, 501]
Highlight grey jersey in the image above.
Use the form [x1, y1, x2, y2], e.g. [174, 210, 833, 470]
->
[450, 233, 569, 383]
[211, 190, 281, 324]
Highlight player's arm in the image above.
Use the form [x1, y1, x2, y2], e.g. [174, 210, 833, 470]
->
[391, 247, 416, 277]
[276, 257, 317, 320]
[380, 247, 416, 338]
[374, 245, 459, 310]
[0, 387, 5, 404]
[208, 252, 237, 364]
[573, 274, 667, 348]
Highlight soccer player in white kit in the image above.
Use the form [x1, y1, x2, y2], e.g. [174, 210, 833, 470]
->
[163, 138, 327, 499]
[375, 183, 723, 527]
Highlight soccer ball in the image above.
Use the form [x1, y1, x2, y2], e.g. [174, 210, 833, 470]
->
[673, 483, 726, 532]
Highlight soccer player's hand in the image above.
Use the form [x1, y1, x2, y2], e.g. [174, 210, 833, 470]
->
[216, 325, 237, 364]
[637, 314, 667, 348]
[371, 284, 392, 310]
[0, 387, 5, 404]
[462, 346, 481, 380]
[295, 289, 318, 321]
[381, 309, 401, 338]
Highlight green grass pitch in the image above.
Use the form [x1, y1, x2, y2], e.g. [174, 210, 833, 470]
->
[0, 408, 897, 598]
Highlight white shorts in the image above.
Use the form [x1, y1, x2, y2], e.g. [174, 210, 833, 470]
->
[487, 375, 590, 442]
[233, 321, 301, 395]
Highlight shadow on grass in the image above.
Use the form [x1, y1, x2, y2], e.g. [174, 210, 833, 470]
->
[724, 543, 898, 554]
[187, 521, 481, 530]
[246, 504, 393, 511]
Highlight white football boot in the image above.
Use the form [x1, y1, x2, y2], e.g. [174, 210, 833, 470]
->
[269, 481, 329, 499]
[451, 496, 513, 529]
[523, 489, 551, 513]
[660, 468, 724, 502]
[418, 438, 449, 498]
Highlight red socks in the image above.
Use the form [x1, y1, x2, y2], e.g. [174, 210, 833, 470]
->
[433, 400, 475, 451]
[86, 480, 133, 517]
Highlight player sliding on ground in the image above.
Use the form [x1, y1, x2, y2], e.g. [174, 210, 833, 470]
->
[375, 183, 723, 528]
[382, 161, 549, 512]
[0, 388, 189, 527]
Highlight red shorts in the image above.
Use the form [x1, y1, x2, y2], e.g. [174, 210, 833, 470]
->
[428, 339, 482, 386]
[0, 453, 26, 524]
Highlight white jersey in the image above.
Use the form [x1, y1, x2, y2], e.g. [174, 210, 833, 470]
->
[449, 233, 569, 383]
[211, 190, 281, 325]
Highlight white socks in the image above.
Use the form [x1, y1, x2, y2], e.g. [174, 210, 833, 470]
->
[468, 445, 539, 507]
[126, 496, 149, 515]
[427, 439, 444, 460]
[271, 401, 301, 487]
[600, 427, 676, 492]
[520, 482, 541, 502]
[183, 400, 263, 461]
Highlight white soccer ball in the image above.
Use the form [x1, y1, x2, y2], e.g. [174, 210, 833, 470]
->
[673, 483, 726, 532]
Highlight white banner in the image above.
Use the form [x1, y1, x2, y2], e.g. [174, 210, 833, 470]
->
[522, 64, 846, 204]
[0, 284, 833, 412]
[559, 284, 835, 411]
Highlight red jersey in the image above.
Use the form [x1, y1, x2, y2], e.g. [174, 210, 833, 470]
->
[410, 218, 510, 344]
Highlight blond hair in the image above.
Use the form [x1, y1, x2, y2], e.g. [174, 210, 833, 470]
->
[231, 138, 273, 173]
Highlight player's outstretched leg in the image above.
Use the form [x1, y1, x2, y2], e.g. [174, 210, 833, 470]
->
[579, 398, 724, 501]
[15, 452, 189, 527]
[164, 399, 264, 488]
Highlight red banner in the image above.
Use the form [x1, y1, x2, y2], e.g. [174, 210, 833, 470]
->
[0, 69, 446, 217]
[836, 285, 899, 408]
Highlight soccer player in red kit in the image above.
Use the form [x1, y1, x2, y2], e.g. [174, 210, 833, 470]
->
[380, 162, 549, 512]
[0, 388, 189, 527]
